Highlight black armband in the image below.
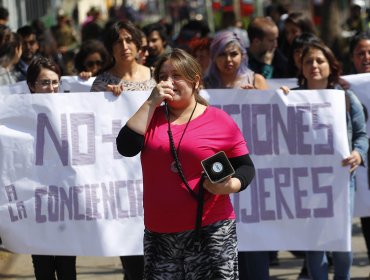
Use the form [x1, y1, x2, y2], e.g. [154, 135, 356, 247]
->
[229, 154, 255, 192]
[116, 124, 144, 157]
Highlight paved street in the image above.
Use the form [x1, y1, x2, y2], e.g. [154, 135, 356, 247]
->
[0, 218, 369, 279]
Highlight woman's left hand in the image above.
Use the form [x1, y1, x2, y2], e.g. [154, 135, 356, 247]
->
[203, 176, 241, 194]
[107, 84, 125, 96]
[342, 150, 362, 172]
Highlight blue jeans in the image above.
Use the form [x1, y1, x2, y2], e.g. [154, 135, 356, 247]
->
[238, 251, 270, 280]
[306, 251, 352, 280]
[306, 184, 354, 280]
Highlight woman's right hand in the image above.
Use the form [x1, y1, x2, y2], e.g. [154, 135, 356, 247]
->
[148, 80, 175, 107]
[107, 84, 124, 96]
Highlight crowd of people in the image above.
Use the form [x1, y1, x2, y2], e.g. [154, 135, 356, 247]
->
[0, 2, 370, 280]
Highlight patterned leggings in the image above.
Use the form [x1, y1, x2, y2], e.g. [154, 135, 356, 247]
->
[143, 219, 238, 280]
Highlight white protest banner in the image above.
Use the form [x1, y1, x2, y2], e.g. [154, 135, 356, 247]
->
[0, 89, 351, 255]
[0, 91, 147, 256]
[342, 73, 370, 218]
[204, 89, 351, 251]
[0, 80, 29, 95]
[0, 76, 298, 95]
[60, 76, 96, 93]
[267, 78, 298, 90]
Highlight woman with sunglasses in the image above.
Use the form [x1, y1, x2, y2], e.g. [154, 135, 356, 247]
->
[90, 21, 155, 96]
[74, 39, 109, 80]
[26, 57, 77, 279]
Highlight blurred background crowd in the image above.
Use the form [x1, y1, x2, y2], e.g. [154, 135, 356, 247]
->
[0, 0, 369, 82]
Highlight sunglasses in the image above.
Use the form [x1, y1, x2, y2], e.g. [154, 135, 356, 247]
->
[35, 79, 61, 88]
[140, 46, 149, 52]
[84, 60, 103, 68]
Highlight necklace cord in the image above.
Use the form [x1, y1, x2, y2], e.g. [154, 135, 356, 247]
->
[165, 101, 204, 250]
[165, 101, 198, 200]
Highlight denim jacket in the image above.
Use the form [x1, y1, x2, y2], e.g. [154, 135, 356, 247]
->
[344, 89, 368, 163]
[343, 88, 369, 188]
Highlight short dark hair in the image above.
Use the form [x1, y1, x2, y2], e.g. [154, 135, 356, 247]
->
[17, 25, 37, 38]
[0, 7, 9, 21]
[27, 57, 61, 93]
[143, 22, 168, 44]
[349, 32, 370, 55]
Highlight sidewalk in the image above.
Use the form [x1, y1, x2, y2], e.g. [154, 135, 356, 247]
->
[1, 218, 369, 279]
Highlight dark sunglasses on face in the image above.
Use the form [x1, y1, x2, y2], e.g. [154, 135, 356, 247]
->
[140, 46, 149, 52]
[84, 60, 103, 68]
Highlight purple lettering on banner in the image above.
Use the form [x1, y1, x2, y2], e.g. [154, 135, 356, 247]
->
[296, 105, 312, 155]
[241, 104, 253, 153]
[90, 184, 102, 219]
[15, 201, 27, 219]
[223, 104, 240, 117]
[102, 120, 123, 159]
[85, 184, 93, 220]
[312, 103, 334, 155]
[59, 186, 73, 220]
[70, 113, 95, 165]
[72, 186, 85, 220]
[135, 180, 143, 216]
[312, 167, 334, 217]
[101, 182, 117, 219]
[272, 105, 297, 154]
[115, 181, 129, 218]
[258, 168, 276, 220]
[8, 205, 18, 222]
[293, 168, 310, 218]
[35, 188, 47, 223]
[252, 104, 273, 155]
[48, 185, 59, 222]
[35, 113, 68, 166]
[274, 168, 294, 219]
[239, 179, 260, 223]
[127, 180, 137, 217]
[5, 184, 17, 202]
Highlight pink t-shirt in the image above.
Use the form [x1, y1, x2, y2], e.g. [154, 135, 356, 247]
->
[141, 106, 248, 233]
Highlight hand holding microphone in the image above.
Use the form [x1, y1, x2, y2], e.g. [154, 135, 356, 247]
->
[148, 79, 174, 107]
[201, 151, 241, 194]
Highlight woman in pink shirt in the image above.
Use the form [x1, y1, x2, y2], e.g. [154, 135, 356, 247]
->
[116, 48, 255, 279]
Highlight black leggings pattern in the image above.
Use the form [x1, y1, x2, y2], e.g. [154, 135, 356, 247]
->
[143, 219, 238, 280]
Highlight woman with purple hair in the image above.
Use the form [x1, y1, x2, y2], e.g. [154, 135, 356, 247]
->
[204, 31, 268, 90]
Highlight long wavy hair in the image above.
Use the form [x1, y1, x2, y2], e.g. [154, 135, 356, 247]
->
[205, 31, 249, 88]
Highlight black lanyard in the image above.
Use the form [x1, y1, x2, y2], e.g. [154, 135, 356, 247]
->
[165, 102, 205, 251]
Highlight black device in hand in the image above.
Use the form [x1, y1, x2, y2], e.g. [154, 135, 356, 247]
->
[201, 151, 235, 183]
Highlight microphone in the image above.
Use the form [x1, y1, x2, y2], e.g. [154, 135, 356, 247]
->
[201, 151, 235, 183]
